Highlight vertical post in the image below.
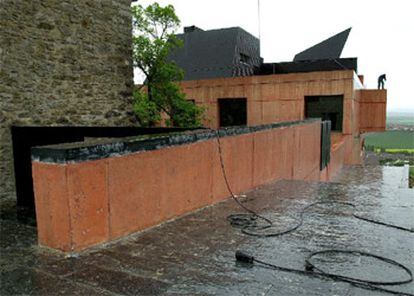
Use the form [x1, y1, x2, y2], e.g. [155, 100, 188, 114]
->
[320, 120, 332, 170]
[257, 0, 261, 55]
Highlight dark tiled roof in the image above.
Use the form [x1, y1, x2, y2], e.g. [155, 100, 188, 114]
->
[294, 28, 351, 61]
[169, 27, 261, 81]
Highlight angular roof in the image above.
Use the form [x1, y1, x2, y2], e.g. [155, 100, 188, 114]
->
[167, 26, 355, 81]
[169, 26, 261, 81]
[293, 28, 351, 61]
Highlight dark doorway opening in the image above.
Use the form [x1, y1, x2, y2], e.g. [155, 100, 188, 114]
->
[305, 95, 343, 131]
[219, 98, 247, 127]
[11, 126, 196, 221]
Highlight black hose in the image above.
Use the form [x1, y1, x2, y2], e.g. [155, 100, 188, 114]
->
[354, 214, 414, 232]
[214, 129, 413, 236]
[305, 250, 413, 286]
[228, 200, 414, 237]
[215, 130, 273, 226]
[235, 250, 414, 295]
[251, 250, 414, 296]
[213, 130, 414, 295]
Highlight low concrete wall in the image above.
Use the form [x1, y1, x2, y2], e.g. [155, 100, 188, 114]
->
[32, 119, 321, 252]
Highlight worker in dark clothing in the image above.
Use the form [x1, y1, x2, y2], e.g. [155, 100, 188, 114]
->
[378, 74, 386, 89]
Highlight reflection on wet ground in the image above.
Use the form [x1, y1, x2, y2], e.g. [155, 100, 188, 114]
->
[1, 165, 413, 295]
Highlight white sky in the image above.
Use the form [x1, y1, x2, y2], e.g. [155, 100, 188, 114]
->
[134, 0, 414, 112]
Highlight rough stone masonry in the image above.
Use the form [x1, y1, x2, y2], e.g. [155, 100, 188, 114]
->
[0, 0, 135, 200]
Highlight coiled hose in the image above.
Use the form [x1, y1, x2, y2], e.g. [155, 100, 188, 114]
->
[214, 130, 414, 295]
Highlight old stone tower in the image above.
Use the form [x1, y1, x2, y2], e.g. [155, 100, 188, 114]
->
[0, 0, 135, 201]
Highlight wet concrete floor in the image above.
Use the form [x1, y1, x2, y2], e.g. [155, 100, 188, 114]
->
[1, 164, 413, 295]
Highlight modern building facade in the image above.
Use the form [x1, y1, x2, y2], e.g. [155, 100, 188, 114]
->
[0, 8, 387, 253]
[173, 26, 386, 167]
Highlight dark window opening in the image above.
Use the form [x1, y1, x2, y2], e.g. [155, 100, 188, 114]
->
[305, 95, 343, 131]
[219, 98, 247, 127]
[240, 53, 251, 64]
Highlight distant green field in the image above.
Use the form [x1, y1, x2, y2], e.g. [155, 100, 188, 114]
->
[364, 131, 414, 150]
[387, 112, 414, 126]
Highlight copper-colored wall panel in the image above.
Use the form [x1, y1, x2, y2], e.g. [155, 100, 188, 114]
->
[66, 161, 109, 251]
[358, 89, 387, 133]
[32, 163, 72, 251]
[292, 124, 321, 180]
[329, 141, 345, 179]
[107, 141, 214, 240]
[32, 121, 321, 252]
[181, 70, 356, 129]
[108, 150, 167, 239]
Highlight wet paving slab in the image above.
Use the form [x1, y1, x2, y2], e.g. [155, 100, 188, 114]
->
[1, 165, 413, 295]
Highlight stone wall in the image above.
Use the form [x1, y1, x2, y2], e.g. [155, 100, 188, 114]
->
[0, 0, 135, 200]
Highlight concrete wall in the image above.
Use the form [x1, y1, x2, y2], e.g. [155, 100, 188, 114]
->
[0, 0, 135, 201]
[32, 120, 321, 252]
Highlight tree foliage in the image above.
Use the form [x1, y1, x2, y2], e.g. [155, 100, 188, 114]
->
[132, 2, 204, 127]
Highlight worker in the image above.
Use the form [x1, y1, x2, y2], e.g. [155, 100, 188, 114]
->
[378, 74, 386, 89]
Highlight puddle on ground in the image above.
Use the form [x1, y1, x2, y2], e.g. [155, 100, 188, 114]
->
[1, 165, 413, 295]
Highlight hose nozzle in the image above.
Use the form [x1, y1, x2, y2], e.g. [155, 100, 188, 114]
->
[235, 250, 254, 264]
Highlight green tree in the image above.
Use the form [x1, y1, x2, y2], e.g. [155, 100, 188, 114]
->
[132, 2, 204, 127]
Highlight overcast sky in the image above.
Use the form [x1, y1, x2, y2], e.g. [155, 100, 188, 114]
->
[134, 0, 414, 112]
